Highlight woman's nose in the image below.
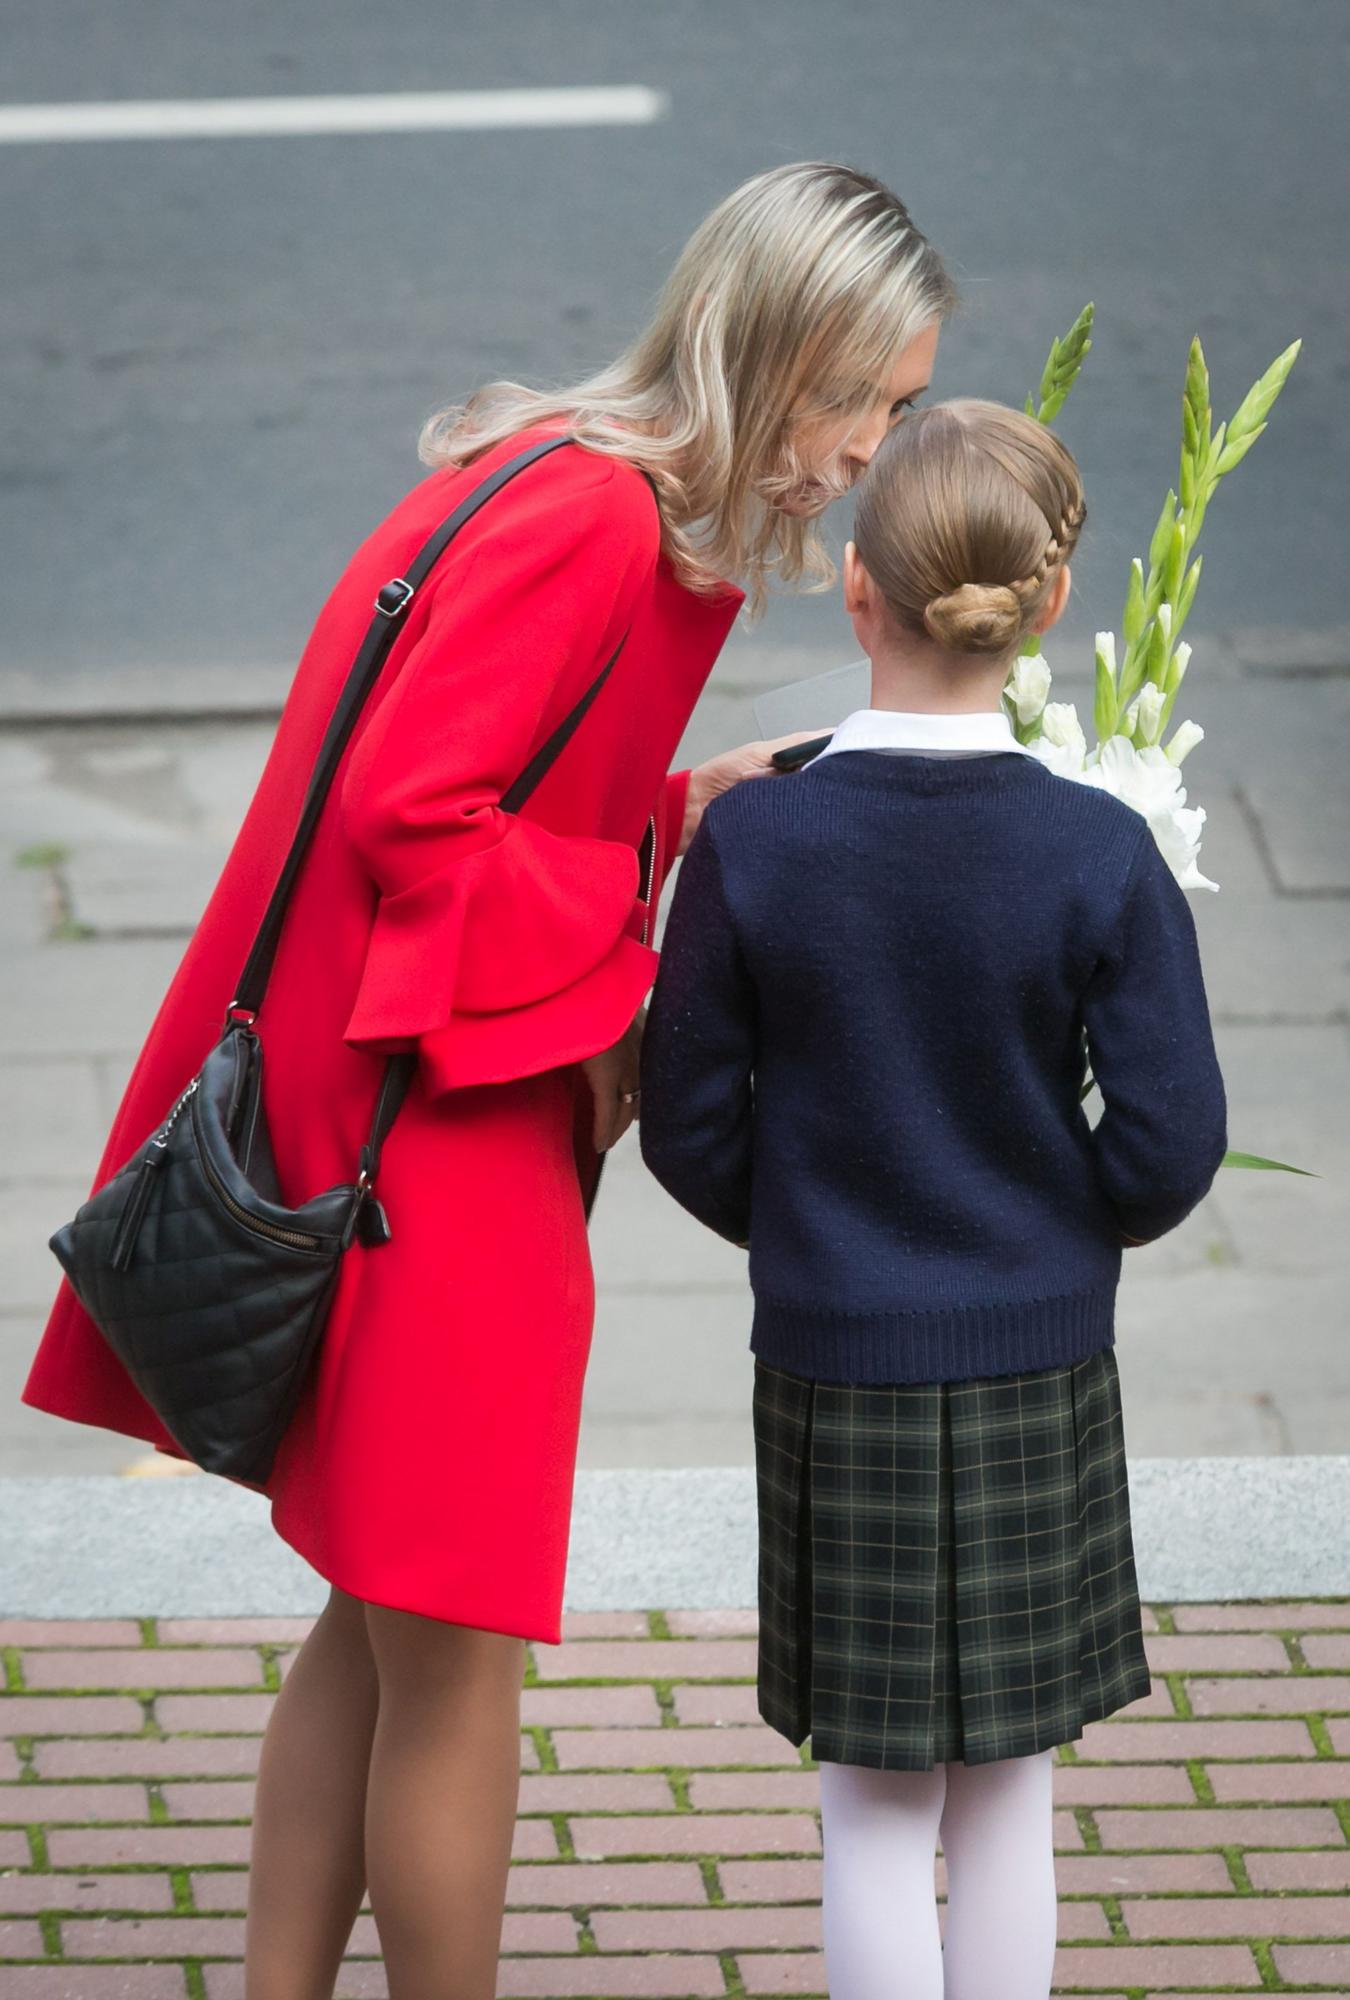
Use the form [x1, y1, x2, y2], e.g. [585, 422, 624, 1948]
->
[844, 413, 888, 474]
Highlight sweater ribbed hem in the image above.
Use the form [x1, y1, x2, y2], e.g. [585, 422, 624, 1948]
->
[749, 1285, 1117, 1385]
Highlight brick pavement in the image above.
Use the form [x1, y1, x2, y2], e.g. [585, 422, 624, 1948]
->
[1, 1604, 1349, 1997]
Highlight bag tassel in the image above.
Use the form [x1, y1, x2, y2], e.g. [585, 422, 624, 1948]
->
[109, 1143, 166, 1273]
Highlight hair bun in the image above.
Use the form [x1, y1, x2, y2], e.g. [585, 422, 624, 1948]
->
[922, 582, 1023, 656]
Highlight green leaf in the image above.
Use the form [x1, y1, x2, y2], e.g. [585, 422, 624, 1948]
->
[1093, 639, 1118, 742]
[1222, 1148, 1317, 1176]
[1122, 557, 1145, 646]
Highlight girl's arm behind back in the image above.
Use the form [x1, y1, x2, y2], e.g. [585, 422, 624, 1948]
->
[1083, 829, 1228, 1245]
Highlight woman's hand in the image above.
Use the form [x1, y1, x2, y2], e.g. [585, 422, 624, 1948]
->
[581, 1008, 646, 1152]
[679, 732, 829, 855]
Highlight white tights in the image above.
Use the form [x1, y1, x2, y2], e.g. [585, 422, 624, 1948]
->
[819, 1751, 1058, 2000]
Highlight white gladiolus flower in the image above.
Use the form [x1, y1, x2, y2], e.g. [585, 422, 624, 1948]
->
[1131, 682, 1166, 744]
[998, 627, 1215, 894]
[1166, 720, 1205, 764]
[1169, 640, 1192, 688]
[1080, 736, 1218, 891]
[1094, 631, 1117, 676]
[1041, 700, 1085, 752]
[1028, 735, 1086, 782]
[1008, 655, 1052, 726]
[1038, 701, 1088, 766]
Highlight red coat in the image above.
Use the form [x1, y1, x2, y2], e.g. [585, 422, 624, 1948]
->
[22, 424, 745, 1641]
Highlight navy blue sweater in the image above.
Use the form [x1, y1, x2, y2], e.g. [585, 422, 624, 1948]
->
[639, 750, 1228, 1385]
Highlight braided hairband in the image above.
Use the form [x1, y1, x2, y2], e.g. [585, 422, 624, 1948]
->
[1008, 497, 1087, 602]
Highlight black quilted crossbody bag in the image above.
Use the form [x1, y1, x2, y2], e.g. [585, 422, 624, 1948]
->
[49, 435, 633, 1485]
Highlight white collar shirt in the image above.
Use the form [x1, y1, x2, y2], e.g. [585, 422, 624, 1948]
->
[810, 707, 1035, 761]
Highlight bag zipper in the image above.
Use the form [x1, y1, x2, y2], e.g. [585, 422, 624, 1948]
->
[192, 1097, 329, 1254]
[638, 813, 657, 947]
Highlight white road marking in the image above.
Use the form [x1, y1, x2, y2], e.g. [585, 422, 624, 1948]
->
[0, 85, 669, 145]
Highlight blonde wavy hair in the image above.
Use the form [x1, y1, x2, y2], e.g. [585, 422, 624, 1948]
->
[854, 400, 1086, 656]
[418, 163, 956, 619]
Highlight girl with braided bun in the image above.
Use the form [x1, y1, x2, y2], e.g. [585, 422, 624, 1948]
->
[640, 399, 1226, 1998]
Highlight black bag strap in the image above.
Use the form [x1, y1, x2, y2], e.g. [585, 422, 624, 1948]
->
[223, 432, 634, 1195]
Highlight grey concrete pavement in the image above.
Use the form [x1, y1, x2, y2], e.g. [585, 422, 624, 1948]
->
[2, 618, 1346, 1476]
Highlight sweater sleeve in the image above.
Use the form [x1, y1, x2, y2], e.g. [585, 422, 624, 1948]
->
[338, 451, 661, 1097]
[1082, 828, 1228, 1242]
[639, 814, 755, 1245]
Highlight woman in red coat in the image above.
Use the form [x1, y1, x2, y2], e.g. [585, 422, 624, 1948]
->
[23, 162, 954, 1997]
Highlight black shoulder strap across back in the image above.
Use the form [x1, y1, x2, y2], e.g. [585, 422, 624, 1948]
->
[226, 433, 634, 1191]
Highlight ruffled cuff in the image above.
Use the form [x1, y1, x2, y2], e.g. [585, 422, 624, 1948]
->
[343, 816, 650, 1089]
[421, 932, 658, 1093]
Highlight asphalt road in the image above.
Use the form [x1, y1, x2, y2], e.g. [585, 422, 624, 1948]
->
[1, 0, 1346, 699]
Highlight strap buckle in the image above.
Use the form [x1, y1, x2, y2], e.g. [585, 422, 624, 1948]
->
[375, 577, 415, 619]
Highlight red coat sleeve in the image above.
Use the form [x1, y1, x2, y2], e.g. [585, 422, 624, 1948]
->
[338, 449, 660, 1096]
[658, 770, 692, 886]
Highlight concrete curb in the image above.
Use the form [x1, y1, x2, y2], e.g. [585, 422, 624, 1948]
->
[1, 628, 1344, 726]
[0, 665, 294, 726]
[2, 1458, 1348, 1616]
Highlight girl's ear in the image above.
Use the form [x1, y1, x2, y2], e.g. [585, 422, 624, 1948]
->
[1032, 563, 1072, 635]
[843, 540, 869, 615]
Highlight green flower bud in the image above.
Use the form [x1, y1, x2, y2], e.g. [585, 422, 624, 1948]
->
[1093, 633, 1119, 742]
[1149, 493, 1178, 574]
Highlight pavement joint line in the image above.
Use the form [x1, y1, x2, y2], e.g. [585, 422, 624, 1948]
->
[1233, 780, 1341, 905]
[1167, 1676, 1195, 1718]
[1249, 1939, 1279, 1982]
[1101, 1892, 1128, 1939]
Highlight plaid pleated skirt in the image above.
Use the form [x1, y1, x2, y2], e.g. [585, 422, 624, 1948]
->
[753, 1346, 1151, 1770]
